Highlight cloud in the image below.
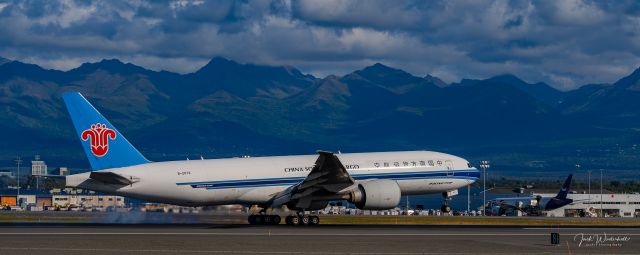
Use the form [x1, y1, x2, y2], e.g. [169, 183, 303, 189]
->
[291, 0, 424, 30]
[0, 2, 8, 12]
[544, 0, 606, 26]
[0, 0, 639, 90]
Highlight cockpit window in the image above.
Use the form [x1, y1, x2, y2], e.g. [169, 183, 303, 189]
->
[467, 162, 473, 168]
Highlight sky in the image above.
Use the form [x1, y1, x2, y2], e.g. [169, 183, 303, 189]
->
[0, 0, 639, 90]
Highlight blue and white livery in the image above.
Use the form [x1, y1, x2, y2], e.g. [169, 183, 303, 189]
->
[62, 92, 480, 225]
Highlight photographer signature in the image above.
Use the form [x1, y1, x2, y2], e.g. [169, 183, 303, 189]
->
[573, 233, 631, 247]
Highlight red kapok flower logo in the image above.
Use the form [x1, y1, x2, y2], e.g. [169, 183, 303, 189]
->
[81, 123, 116, 157]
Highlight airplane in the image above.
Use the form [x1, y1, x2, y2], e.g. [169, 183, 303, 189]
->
[59, 92, 480, 225]
[487, 174, 575, 216]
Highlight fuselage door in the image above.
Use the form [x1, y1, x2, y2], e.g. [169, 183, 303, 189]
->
[445, 160, 454, 176]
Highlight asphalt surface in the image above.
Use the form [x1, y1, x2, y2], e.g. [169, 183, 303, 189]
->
[0, 224, 637, 255]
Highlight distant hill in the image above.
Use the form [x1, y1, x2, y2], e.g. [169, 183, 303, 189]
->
[1, 57, 640, 174]
[187, 57, 316, 99]
[451, 74, 564, 106]
[0, 57, 10, 66]
[560, 68, 640, 127]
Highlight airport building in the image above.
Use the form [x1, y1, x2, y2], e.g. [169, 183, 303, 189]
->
[1, 188, 126, 210]
[52, 194, 125, 208]
[31, 155, 47, 176]
[0, 195, 16, 207]
[536, 193, 640, 218]
[58, 167, 69, 176]
[0, 191, 51, 208]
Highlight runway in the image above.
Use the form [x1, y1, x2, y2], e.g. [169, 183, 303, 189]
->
[0, 224, 637, 254]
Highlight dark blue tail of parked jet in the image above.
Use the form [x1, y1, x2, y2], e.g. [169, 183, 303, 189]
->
[544, 174, 573, 210]
[554, 174, 573, 199]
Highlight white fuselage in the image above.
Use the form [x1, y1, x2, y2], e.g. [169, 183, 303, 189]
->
[67, 151, 480, 206]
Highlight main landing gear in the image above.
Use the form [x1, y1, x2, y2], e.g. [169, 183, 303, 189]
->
[247, 214, 281, 225]
[247, 214, 320, 226]
[284, 215, 320, 226]
[441, 192, 452, 213]
[247, 206, 320, 226]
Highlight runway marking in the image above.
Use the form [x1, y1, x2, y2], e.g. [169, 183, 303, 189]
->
[0, 247, 553, 255]
[0, 232, 638, 236]
[524, 227, 639, 230]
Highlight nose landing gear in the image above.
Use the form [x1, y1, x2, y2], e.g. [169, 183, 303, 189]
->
[441, 192, 452, 213]
[441, 203, 451, 213]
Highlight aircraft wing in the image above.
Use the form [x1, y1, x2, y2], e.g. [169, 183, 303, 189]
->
[271, 151, 355, 209]
[491, 197, 532, 208]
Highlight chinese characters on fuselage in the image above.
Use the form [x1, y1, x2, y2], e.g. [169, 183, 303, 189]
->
[372, 159, 442, 168]
[283, 159, 445, 173]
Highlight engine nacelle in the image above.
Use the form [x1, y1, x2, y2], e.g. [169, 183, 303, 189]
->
[306, 201, 330, 211]
[352, 179, 401, 210]
[286, 200, 329, 211]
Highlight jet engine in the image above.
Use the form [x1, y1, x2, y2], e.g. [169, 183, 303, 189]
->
[306, 201, 329, 211]
[350, 179, 401, 210]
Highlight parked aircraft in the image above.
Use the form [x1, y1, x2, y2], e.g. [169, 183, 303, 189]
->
[487, 174, 575, 216]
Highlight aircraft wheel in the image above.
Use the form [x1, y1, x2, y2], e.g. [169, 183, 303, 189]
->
[271, 215, 281, 225]
[290, 215, 301, 225]
[300, 215, 310, 225]
[255, 215, 264, 224]
[248, 215, 256, 225]
[441, 205, 451, 213]
[264, 215, 273, 224]
[285, 215, 297, 225]
[309, 216, 320, 225]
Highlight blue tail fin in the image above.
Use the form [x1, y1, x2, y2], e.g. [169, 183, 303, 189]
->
[62, 92, 150, 170]
[555, 174, 573, 199]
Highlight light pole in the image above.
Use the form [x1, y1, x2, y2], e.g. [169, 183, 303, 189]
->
[467, 183, 470, 214]
[14, 156, 21, 199]
[600, 169, 603, 217]
[479, 160, 490, 216]
[588, 170, 591, 202]
[405, 195, 409, 214]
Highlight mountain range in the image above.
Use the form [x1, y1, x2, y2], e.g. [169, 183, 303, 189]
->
[0, 56, 639, 174]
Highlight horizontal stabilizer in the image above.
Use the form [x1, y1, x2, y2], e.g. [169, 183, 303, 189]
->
[31, 174, 66, 180]
[89, 171, 134, 185]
